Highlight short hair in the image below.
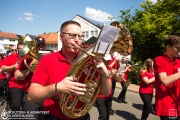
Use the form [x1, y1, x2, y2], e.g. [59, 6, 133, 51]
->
[164, 35, 180, 47]
[60, 21, 81, 32]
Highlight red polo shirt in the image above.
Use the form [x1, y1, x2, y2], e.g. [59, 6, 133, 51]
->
[17, 56, 33, 92]
[31, 51, 100, 120]
[98, 58, 117, 99]
[3, 54, 24, 89]
[139, 71, 154, 94]
[154, 54, 180, 116]
[123, 70, 129, 81]
[0, 60, 6, 80]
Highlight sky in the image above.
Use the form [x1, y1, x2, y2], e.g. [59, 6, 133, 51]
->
[0, 0, 158, 36]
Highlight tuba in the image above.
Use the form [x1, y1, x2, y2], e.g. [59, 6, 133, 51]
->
[60, 24, 133, 119]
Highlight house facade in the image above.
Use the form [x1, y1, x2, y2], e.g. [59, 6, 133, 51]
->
[37, 32, 58, 51]
[0, 32, 19, 51]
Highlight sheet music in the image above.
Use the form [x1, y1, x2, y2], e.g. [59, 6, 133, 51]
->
[93, 25, 120, 55]
[116, 64, 126, 76]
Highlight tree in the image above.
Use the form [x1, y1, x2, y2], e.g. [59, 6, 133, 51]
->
[18, 36, 24, 43]
[114, 0, 180, 62]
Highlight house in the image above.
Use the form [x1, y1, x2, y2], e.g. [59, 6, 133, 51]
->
[0, 31, 19, 51]
[37, 32, 58, 51]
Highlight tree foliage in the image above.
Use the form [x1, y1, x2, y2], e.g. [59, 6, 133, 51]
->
[115, 0, 180, 62]
[18, 36, 24, 43]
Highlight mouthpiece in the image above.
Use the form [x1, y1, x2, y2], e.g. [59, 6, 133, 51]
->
[72, 43, 89, 55]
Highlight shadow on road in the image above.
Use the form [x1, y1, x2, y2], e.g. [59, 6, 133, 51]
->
[116, 110, 139, 120]
[132, 103, 143, 111]
[112, 97, 119, 103]
[0, 100, 6, 106]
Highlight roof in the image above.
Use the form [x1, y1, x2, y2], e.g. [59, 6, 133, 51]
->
[83, 36, 97, 44]
[27, 34, 36, 39]
[0, 32, 18, 39]
[37, 33, 51, 39]
[74, 14, 104, 28]
[37, 33, 58, 44]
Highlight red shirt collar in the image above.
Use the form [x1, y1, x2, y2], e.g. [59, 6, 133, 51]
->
[162, 54, 177, 63]
[58, 50, 78, 64]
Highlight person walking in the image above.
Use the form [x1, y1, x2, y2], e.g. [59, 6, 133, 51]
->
[27, 21, 112, 120]
[139, 58, 155, 120]
[154, 35, 180, 120]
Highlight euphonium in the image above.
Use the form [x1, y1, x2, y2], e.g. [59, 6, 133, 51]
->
[60, 24, 133, 119]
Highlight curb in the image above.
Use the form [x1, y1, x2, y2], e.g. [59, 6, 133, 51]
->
[115, 85, 155, 97]
[116, 85, 139, 94]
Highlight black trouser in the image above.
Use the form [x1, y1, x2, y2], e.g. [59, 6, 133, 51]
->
[0, 79, 7, 97]
[9, 88, 24, 111]
[160, 116, 180, 120]
[118, 82, 127, 100]
[139, 93, 153, 120]
[95, 97, 112, 120]
[44, 112, 90, 120]
[110, 79, 116, 108]
[23, 92, 44, 120]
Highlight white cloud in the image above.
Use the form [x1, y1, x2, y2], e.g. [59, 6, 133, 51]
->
[85, 7, 113, 22]
[17, 17, 23, 20]
[24, 12, 33, 16]
[149, 0, 158, 4]
[25, 16, 33, 21]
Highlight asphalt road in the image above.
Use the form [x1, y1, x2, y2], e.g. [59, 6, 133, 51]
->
[89, 87, 160, 120]
[0, 87, 160, 120]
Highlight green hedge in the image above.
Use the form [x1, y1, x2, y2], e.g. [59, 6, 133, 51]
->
[128, 65, 141, 85]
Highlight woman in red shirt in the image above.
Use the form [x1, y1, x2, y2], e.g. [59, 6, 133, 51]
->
[139, 58, 155, 120]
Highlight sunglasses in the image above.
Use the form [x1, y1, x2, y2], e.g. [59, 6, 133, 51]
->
[11, 49, 17, 52]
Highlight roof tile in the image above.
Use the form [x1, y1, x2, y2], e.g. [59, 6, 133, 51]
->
[0, 32, 18, 39]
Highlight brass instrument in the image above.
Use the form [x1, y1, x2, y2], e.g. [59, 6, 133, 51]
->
[113, 72, 131, 87]
[18, 40, 50, 73]
[113, 64, 134, 87]
[60, 24, 133, 119]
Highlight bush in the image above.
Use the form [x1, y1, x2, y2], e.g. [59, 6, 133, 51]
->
[128, 65, 141, 85]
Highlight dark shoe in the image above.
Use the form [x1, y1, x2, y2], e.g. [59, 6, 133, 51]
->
[117, 98, 122, 103]
[5, 103, 10, 111]
[121, 100, 127, 104]
[151, 109, 155, 115]
[110, 108, 115, 115]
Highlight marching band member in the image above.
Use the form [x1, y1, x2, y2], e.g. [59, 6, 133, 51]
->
[139, 58, 155, 120]
[117, 57, 131, 104]
[154, 35, 180, 120]
[95, 54, 117, 120]
[0, 54, 6, 100]
[2, 42, 25, 111]
[27, 21, 111, 120]
[108, 52, 120, 115]
[14, 37, 46, 120]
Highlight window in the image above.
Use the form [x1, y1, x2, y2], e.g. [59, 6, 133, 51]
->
[10, 39, 15, 42]
[86, 31, 88, 38]
[91, 31, 94, 36]
[95, 30, 98, 37]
